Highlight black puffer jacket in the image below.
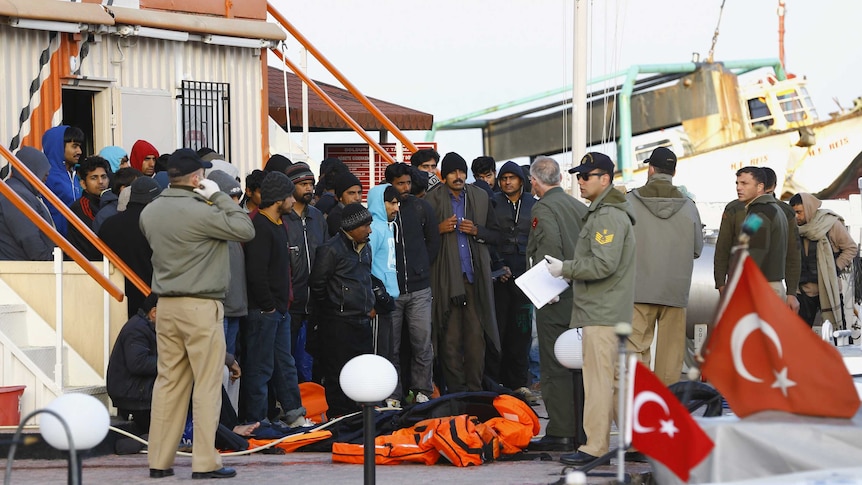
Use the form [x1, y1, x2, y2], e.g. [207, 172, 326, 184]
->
[309, 232, 374, 319]
[106, 311, 157, 411]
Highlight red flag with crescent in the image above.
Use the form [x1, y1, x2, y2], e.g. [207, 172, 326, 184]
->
[701, 254, 860, 418]
[626, 358, 713, 481]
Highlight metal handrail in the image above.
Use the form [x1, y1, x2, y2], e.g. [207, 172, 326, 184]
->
[270, 48, 397, 165]
[0, 145, 150, 301]
[267, 2, 418, 157]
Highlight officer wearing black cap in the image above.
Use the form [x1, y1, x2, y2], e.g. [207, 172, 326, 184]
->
[140, 148, 254, 479]
[626, 147, 703, 386]
[546, 151, 636, 466]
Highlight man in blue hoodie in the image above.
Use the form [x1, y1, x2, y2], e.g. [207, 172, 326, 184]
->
[367, 184, 401, 366]
[0, 147, 55, 260]
[42, 125, 84, 235]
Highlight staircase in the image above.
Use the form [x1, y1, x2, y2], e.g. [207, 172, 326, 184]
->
[0, 277, 106, 425]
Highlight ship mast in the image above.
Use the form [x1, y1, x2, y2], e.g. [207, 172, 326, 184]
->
[778, 0, 786, 69]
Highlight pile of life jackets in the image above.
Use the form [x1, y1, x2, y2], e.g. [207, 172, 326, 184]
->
[332, 394, 540, 466]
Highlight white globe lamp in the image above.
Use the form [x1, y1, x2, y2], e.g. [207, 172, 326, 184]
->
[40, 393, 109, 450]
[555, 328, 584, 369]
[340, 353, 398, 404]
[340, 354, 398, 485]
[39, 393, 110, 485]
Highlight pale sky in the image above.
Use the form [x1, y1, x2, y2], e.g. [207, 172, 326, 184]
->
[268, 0, 862, 167]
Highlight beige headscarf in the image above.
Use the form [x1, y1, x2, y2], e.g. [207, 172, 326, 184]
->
[796, 193, 842, 324]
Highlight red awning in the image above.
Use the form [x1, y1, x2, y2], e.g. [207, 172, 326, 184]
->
[267, 66, 433, 132]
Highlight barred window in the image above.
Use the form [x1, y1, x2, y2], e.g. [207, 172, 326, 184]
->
[179, 81, 231, 160]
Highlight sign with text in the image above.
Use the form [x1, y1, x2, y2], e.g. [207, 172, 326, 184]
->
[324, 142, 438, 201]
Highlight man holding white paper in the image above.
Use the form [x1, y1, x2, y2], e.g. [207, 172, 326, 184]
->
[525, 156, 587, 452]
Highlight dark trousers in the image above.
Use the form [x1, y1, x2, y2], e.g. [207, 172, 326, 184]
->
[440, 280, 485, 393]
[798, 291, 820, 327]
[487, 278, 532, 390]
[320, 314, 374, 417]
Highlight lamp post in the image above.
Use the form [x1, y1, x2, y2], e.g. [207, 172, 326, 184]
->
[39, 393, 110, 485]
[340, 354, 397, 485]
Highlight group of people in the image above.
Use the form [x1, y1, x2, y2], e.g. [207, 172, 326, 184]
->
[0, 125, 857, 478]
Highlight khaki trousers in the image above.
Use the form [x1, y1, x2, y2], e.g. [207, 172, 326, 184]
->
[579, 325, 619, 457]
[148, 297, 225, 473]
[629, 303, 687, 386]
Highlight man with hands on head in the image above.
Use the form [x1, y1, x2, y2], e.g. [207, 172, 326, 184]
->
[139, 148, 254, 480]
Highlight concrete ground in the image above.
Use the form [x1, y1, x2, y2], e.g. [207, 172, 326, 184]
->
[0, 397, 653, 484]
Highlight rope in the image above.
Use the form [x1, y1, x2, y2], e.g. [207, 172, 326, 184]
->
[707, 0, 727, 63]
[105, 405, 404, 458]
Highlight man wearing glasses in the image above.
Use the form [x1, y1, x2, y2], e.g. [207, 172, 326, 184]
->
[544, 152, 636, 466]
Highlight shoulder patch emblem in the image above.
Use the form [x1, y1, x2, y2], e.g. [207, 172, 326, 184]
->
[595, 229, 614, 244]
[531, 217, 538, 229]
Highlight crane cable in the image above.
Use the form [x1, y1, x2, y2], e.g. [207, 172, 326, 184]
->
[707, 0, 727, 63]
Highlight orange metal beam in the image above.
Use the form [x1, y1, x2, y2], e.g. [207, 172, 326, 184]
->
[267, 2, 418, 155]
[271, 49, 397, 165]
[0, 146, 151, 301]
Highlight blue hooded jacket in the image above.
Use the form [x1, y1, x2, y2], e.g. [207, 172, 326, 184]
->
[43, 125, 81, 235]
[367, 184, 400, 299]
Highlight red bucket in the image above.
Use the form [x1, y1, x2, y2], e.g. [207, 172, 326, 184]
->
[0, 386, 26, 425]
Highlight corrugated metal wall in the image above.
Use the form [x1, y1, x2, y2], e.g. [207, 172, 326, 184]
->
[0, 25, 63, 151]
[1, 26, 265, 178]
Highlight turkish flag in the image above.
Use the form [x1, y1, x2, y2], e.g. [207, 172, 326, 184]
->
[701, 254, 861, 418]
[626, 358, 713, 482]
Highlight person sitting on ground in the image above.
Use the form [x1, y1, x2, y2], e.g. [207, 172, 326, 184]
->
[107, 293, 256, 439]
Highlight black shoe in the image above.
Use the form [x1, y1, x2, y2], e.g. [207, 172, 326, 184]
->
[528, 435, 575, 452]
[560, 451, 599, 466]
[192, 467, 236, 479]
[625, 451, 649, 462]
[149, 468, 174, 478]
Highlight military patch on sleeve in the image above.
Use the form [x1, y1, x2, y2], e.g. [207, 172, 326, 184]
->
[595, 229, 614, 244]
[532, 217, 538, 229]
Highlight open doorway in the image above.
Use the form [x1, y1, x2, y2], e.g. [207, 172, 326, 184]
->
[61, 89, 95, 156]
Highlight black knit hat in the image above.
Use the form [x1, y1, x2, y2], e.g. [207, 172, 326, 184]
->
[335, 172, 362, 198]
[341, 203, 372, 231]
[284, 162, 315, 185]
[440, 152, 468, 179]
[260, 171, 295, 208]
[264, 154, 292, 174]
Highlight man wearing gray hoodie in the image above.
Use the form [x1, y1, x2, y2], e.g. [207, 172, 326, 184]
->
[625, 147, 703, 386]
[0, 147, 55, 260]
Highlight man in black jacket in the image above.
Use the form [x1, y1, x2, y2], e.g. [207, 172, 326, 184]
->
[240, 172, 306, 428]
[107, 293, 159, 434]
[489, 161, 536, 398]
[99, 176, 161, 318]
[309, 203, 375, 416]
[67, 155, 110, 260]
[283, 163, 329, 382]
[384, 163, 440, 404]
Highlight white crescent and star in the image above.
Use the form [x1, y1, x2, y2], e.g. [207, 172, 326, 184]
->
[729, 312, 796, 394]
[632, 390, 677, 437]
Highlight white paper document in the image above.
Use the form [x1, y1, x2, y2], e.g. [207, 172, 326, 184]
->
[515, 260, 571, 309]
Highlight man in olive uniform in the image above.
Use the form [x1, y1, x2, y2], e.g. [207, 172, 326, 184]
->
[525, 156, 588, 452]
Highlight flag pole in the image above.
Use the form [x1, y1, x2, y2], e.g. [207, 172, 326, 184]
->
[614, 322, 632, 484]
[569, 323, 633, 481]
[696, 213, 763, 363]
[685, 213, 763, 408]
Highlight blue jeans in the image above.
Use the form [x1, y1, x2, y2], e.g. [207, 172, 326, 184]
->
[238, 310, 301, 423]
[223, 316, 240, 356]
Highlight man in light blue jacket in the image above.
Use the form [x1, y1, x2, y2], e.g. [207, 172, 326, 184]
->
[367, 184, 401, 364]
